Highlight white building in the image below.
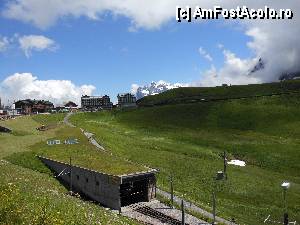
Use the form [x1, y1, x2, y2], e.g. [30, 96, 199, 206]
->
[117, 93, 137, 108]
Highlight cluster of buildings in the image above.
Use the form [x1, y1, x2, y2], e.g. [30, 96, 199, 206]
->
[81, 93, 136, 111]
[0, 93, 137, 117]
[14, 99, 55, 114]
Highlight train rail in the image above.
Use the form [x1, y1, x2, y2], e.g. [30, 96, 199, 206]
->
[135, 206, 189, 225]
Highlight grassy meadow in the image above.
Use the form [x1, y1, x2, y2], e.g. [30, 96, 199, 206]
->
[33, 113, 66, 126]
[71, 93, 300, 225]
[0, 115, 139, 225]
[0, 116, 57, 158]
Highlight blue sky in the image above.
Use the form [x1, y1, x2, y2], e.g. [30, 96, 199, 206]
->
[0, 14, 250, 101]
[0, 1, 298, 104]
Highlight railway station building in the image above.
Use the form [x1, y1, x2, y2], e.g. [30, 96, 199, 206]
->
[39, 156, 157, 210]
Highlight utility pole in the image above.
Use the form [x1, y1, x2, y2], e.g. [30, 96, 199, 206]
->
[119, 205, 122, 215]
[284, 213, 288, 225]
[212, 171, 224, 225]
[155, 178, 157, 198]
[212, 187, 216, 225]
[70, 157, 73, 194]
[223, 151, 227, 180]
[169, 174, 174, 208]
[181, 200, 185, 225]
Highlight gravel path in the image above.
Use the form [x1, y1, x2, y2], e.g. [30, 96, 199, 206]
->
[64, 112, 76, 128]
[80, 128, 106, 151]
[64, 112, 106, 151]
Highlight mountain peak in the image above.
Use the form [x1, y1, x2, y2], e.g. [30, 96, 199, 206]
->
[133, 81, 185, 99]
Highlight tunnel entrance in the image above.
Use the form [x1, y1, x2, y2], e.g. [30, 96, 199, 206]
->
[120, 179, 149, 207]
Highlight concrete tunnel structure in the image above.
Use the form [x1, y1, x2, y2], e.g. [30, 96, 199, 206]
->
[38, 156, 158, 210]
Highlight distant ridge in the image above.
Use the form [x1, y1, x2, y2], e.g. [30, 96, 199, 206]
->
[137, 80, 300, 107]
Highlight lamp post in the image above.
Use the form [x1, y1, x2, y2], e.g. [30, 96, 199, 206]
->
[281, 182, 290, 225]
[212, 171, 224, 225]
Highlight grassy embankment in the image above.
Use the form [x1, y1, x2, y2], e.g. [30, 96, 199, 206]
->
[71, 86, 300, 225]
[0, 115, 139, 225]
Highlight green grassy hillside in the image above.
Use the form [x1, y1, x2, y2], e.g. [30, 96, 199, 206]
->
[0, 116, 57, 158]
[33, 113, 66, 126]
[7, 126, 146, 176]
[71, 92, 300, 225]
[0, 116, 139, 225]
[138, 80, 300, 106]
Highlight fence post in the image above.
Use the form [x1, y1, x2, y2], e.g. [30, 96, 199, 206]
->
[181, 200, 185, 225]
[170, 175, 174, 208]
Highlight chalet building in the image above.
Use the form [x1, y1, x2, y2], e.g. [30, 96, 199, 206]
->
[64, 101, 79, 112]
[15, 99, 54, 114]
[0, 109, 6, 116]
[81, 95, 113, 111]
[117, 93, 137, 108]
[64, 101, 78, 108]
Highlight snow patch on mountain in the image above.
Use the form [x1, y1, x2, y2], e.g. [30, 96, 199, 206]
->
[131, 80, 187, 99]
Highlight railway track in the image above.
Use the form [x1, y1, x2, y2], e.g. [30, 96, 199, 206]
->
[135, 206, 189, 225]
[122, 201, 210, 225]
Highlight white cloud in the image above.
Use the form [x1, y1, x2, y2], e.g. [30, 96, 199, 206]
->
[0, 36, 10, 52]
[199, 47, 213, 62]
[2, 1, 300, 85]
[196, 2, 300, 86]
[0, 73, 95, 105]
[1, 0, 185, 30]
[195, 47, 261, 87]
[130, 83, 140, 95]
[217, 43, 224, 49]
[18, 35, 58, 57]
